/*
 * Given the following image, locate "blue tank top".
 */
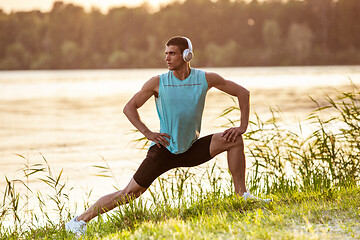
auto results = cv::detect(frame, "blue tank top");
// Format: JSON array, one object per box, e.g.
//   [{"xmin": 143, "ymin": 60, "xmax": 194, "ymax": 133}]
[{"xmin": 153, "ymin": 68, "xmax": 208, "ymax": 154}]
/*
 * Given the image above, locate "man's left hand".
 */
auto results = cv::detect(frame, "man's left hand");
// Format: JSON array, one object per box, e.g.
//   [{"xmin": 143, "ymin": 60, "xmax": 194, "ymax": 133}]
[{"xmin": 221, "ymin": 126, "xmax": 246, "ymax": 142}]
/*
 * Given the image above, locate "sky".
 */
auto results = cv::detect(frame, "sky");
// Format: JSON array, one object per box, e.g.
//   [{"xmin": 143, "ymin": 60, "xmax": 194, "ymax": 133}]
[{"xmin": 0, "ymin": 0, "xmax": 177, "ymax": 13}]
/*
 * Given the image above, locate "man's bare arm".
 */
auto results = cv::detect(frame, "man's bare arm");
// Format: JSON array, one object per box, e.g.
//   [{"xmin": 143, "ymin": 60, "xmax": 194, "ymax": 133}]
[
  {"xmin": 206, "ymin": 72, "xmax": 250, "ymax": 142},
  {"xmin": 123, "ymin": 76, "xmax": 170, "ymax": 148}
]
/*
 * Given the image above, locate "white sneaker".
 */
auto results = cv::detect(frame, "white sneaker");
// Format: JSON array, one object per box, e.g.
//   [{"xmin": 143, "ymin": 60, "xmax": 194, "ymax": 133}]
[
  {"xmin": 242, "ymin": 191, "xmax": 272, "ymax": 203},
  {"xmin": 65, "ymin": 216, "xmax": 87, "ymax": 235}
]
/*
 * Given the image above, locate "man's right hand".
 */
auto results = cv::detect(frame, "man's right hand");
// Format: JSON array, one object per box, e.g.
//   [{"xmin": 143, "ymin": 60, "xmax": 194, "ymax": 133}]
[{"xmin": 144, "ymin": 131, "xmax": 171, "ymax": 148}]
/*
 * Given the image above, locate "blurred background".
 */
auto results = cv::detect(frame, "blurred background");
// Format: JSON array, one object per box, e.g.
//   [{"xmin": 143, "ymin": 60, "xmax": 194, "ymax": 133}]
[
  {"xmin": 0, "ymin": 0, "xmax": 359, "ymax": 221},
  {"xmin": 0, "ymin": 0, "xmax": 359, "ymax": 70}
]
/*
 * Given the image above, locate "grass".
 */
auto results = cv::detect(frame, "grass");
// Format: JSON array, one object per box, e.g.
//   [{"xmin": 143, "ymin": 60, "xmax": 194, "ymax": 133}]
[
  {"xmin": 2, "ymin": 184, "xmax": 359, "ymax": 239},
  {"xmin": 1, "ymin": 82, "xmax": 359, "ymax": 239},
  {"xmin": 105, "ymin": 187, "xmax": 360, "ymax": 240}
]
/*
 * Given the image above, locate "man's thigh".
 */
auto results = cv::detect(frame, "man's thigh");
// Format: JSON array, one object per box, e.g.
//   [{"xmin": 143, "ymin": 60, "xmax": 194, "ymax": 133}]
[
  {"xmin": 176, "ymin": 134, "xmax": 214, "ymax": 167},
  {"xmin": 133, "ymin": 145, "xmax": 176, "ymax": 188}
]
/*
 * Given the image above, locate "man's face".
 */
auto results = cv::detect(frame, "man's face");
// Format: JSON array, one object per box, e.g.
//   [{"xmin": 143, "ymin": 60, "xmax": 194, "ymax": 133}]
[{"xmin": 165, "ymin": 45, "xmax": 185, "ymax": 70}]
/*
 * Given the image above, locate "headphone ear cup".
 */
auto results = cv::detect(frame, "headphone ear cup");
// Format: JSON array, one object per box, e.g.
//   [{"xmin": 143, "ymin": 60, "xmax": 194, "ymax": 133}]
[{"xmin": 183, "ymin": 49, "xmax": 193, "ymax": 62}]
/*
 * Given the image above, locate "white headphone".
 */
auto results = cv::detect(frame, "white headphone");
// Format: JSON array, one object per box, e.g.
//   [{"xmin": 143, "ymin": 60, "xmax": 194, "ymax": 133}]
[{"xmin": 181, "ymin": 36, "xmax": 193, "ymax": 62}]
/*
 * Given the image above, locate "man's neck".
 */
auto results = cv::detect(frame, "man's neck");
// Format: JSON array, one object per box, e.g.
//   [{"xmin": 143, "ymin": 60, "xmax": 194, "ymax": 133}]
[{"xmin": 172, "ymin": 64, "xmax": 191, "ymax": 80}]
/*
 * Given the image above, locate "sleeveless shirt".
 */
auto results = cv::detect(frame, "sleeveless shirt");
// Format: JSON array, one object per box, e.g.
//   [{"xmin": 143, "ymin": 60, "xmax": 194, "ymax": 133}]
[{"xmin": 153, "ymin": 68, "xmax": 208, "ymax": 154}]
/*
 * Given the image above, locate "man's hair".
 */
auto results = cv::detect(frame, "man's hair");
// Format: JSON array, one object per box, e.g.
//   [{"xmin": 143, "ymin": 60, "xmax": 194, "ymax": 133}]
[{"xmin": 165, "ymin": 36, "xmax": 189, "ymax": 53}]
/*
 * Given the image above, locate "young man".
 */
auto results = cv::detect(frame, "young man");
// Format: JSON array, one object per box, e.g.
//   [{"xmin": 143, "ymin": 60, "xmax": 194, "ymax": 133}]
[{"xmin": 65, "ymin": 36, "xmax": 270, "ymax": 235}]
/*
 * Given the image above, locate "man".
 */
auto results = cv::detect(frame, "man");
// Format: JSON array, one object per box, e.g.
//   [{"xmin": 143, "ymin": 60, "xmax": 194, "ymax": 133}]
[{"xmin": 65, "ymin": 36, "xmax": 270, "ymax": 235}]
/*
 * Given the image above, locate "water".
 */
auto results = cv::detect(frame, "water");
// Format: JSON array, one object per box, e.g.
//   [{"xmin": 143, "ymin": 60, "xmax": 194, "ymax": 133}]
[{"xmin": 0, "ymin": 66, "xmax": 359, "ymax": 216}]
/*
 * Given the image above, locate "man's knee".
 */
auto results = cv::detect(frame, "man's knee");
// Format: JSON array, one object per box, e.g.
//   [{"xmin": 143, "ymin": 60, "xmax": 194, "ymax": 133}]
[
  {"xmin": 115, "ymin": 189, "xmax": 141, "ymax": 204},
  {"xmin": 120, "ymin": 178, "xmax": 147, "ymax": 199},
  {"xmin": 210, "ymin": 133, "xmax": 244, "ymax": 156},
  {"xmin": 124, "ymin": 190, "xmax": 139, "ymax": 199},
  {"xmin": 234, "ymin": 135, "xmax": 244, "ymax": 149}
]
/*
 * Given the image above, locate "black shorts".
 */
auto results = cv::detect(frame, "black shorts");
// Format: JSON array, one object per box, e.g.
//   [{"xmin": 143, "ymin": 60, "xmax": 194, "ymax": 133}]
[{"xmin": 133, "ymin": 134, "xmax": 214, "ymax": 188}]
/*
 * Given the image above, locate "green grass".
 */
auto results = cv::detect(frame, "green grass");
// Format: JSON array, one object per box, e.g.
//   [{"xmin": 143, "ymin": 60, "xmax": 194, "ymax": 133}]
[
  {"xmin": 2, "ymin": 185, "xmax": 359, "ymax": 239},
  {"xmin": 1, "ymin": 83, "xmax": 359, "ymax": 239},
  {"xmin": 90, "ymin": 187, "xmax": 360, "ymax": 240}
]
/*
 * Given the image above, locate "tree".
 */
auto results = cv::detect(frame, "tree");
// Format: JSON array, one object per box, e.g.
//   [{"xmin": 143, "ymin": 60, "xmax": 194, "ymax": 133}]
[
  {"xmin": 204, "ymin": 40, "xmax": 238, "ymax": 67},
  {"xmin": 286, "ymin": 23, "xmax": 314, "ymax": 64},
  {"xmin": 0, "ymin": 0, "xmax": 360, "ymax": 69},
  {"xmin": 0, "ymin": 42, "xmax": 30, "ymax": 69},
  {"xmin": 336, "ymin": 0, "xmax": 360, "ymax": 49},
  {"xmin": 262, "ymin": 19, "xmax": 283, "ymax": 64}
]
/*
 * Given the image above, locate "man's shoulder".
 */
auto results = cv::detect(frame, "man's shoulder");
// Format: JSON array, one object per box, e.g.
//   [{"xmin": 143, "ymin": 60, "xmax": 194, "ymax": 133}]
[
  {"xmin": 204, "ymin": 71, "xmax": 225, "ymax": 87},
  {"xmin": 143, "ymin": 75, "xmax": 160, "ymax": 90},
  {"xmin": 147, "ymin": 75, "xmax": 160, "ymax": 83},
  {"xmin": 204, "ymin": 71, "xmax": 220, "ymax": 78}
]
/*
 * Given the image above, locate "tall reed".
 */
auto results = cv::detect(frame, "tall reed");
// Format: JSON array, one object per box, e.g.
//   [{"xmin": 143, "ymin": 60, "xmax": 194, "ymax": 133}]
[
  {"xmin": 220, "ymin": 83, "xmax": 360, "ymax": 193},
  {"xmin": 0, "ymin": 154, "xmax": 73, "ymax": 238}
]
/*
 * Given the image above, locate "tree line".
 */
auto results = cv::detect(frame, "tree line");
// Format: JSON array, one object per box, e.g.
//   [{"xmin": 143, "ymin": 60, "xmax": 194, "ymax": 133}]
[{"xmin": 0, "ymin": 0, "xmax": 359, "ymax": 70}]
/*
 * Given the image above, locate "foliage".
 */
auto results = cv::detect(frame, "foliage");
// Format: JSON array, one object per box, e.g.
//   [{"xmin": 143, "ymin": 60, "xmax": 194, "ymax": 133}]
[{"xmin": 1, "ymin": 0, "xmax": 360, "ymax": 70}]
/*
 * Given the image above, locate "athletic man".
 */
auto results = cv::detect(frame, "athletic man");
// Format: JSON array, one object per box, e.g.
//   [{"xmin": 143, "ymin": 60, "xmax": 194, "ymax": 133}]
[{"xmin": 66, "ymin": 36, "xmax": 270, "ymax": 235}]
